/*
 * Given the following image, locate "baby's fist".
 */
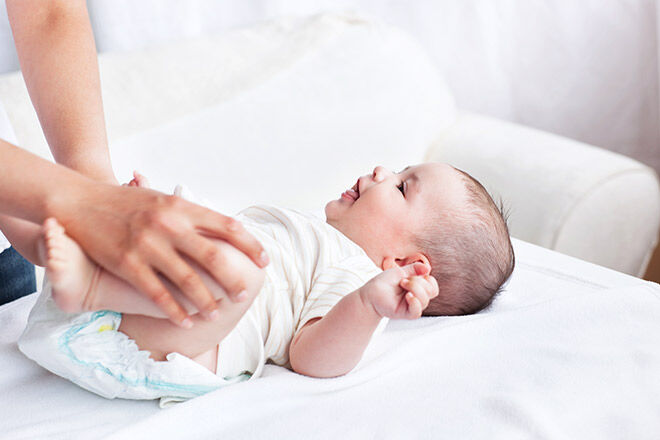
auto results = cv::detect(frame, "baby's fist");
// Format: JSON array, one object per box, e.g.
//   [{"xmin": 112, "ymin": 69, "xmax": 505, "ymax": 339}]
[{"xmin": 360, "ymin": 262, "xmax": 438, "ymax": 320}]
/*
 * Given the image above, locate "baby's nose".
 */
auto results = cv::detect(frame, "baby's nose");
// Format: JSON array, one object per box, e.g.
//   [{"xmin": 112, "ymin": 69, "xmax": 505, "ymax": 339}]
[{"xmin": 372, "ymin": 166, "xmax": 389, "ymax": 182}]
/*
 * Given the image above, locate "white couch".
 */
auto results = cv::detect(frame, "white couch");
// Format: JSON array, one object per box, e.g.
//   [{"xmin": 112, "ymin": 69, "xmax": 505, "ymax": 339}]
[
  {"xmin": 0, "ymin": 13, "xmax": 657, "ymax": 277},
  {"xmin": 1, "ymin": 14, "xmax": 660, "ymax": 439}
]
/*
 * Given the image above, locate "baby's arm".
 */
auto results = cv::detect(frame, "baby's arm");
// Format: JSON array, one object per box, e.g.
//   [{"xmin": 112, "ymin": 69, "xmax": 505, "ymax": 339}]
[{"xmin": 288, "ymin": 263, "xmax": 437, "ymax": 378}]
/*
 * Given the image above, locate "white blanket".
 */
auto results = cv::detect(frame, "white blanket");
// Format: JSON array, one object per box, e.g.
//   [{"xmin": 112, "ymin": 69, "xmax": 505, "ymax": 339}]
[{"xmin": 1, "ymin": 239, "xmax": 659, "ymax": 439}]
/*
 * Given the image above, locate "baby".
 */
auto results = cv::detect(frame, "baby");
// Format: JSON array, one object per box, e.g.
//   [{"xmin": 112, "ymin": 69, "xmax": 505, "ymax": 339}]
[{"xmin": 18, "ymin": 162, "xmax": 514, "ymax": 405}]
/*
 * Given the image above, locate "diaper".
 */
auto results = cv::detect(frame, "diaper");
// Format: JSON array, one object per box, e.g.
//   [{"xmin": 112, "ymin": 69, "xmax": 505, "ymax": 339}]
[
  {"xmin": 18, "ymin": 184, "xmax": 260, "ymax": 407},
  {"xmin": 18, "ymin": 277, "xmax": 250, "ymax": 407}
]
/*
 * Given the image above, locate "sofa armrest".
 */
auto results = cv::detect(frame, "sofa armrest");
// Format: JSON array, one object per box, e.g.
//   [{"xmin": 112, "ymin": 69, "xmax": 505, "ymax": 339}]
[{"xmin": 426, "ymin": 111, "xmax": 660, "ymax": 277}]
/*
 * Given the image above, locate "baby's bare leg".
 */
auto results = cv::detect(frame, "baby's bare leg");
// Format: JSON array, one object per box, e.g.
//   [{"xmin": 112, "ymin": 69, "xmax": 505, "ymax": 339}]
[
  {"xmin": 40, "ymin": 218, "xmax": 265, "ymax": 365},
  {"xmin": 40, "ymin": 218, "xmax": 264, "ymax": 317},
  {"xmin": 118, "ymin": 295, "xmax": 254, "ymax": 364}
]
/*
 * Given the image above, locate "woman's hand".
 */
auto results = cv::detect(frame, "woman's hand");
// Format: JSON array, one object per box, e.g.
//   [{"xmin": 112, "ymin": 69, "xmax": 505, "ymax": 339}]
[{"xmin": 51, "ymin": 180, "xmax": 268, "ymax": 328}]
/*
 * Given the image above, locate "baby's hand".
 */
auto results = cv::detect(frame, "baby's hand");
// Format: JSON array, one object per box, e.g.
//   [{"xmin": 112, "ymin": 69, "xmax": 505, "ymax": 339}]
[
  {"xmin": 122, "ymin": 171, "xmax": 150, "ymax": 189},
  {"xmin": 360, "ymin": 262, "xmax": 439, "ymax": 319}
]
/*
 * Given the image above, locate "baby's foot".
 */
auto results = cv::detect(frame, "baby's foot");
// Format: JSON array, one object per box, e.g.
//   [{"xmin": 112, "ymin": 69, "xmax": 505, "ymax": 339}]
[{"xmin": 39, "ymin": 218, "xmax": 101, "ymax": 313}]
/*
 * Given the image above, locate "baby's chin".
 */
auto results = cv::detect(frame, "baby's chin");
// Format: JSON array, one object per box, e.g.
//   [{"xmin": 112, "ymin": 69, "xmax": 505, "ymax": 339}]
[
  {"xmin": 324, "ymin": 199, "xmax": 346, "ymax": 228},
  {"xmin": 324, "ymin": 200, "xmax": 337, "ymax": 222}
]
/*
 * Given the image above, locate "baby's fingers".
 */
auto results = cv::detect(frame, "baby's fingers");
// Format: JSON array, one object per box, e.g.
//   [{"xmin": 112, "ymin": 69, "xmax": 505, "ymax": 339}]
[
  {"xmin": 425, "ymin": 275, "xmax": 439, "ymax": 299},
  {"xmin": 401, "ymin": 277, "xmax": 432, "ymax": 310},
  {"xmin": 405, "ymin": 292, "xmax": 423, "ymax": 319}
]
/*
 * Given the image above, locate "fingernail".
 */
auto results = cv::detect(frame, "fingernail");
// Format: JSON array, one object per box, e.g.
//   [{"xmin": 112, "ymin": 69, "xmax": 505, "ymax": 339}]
[
  {"xmin": 181, "ymin": 318, "xmax": 193, "ymax": 329},
  {"xmin": 259, "ymin": 251, "xmax": 269, "ymax": 266},
  {"xmin": 209, "ymin": 310, "xmax": 221, "ymax": 321},
  {"xmin": 401, "ymin": 279, "xmax": 410, "ymax": 285},
  {"xmin": 236, "ymin": 290, "xmax": 247, "ymax": 302}
]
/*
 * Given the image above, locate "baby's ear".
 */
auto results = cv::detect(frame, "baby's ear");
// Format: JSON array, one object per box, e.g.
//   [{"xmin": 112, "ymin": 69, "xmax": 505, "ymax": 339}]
[
  {"xmin": 381, "ymin": 256, "xmax": 397, "ymax": 270},
  {"xmin": 403, "ymin": 253, "xmax": 431, "ymax": 272},
  {"xmin": 381, "ymin": 254, "xmax": 432, "ymax": 272}
]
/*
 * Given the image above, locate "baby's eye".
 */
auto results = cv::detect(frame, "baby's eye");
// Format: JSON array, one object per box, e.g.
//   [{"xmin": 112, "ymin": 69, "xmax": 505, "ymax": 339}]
[{"xmin": 397, "ymin": 181, "xmax": 405, "ymax": 195}]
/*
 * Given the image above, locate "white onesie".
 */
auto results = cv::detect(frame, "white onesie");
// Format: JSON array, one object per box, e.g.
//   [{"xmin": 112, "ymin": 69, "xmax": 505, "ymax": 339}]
[
  {"xmin": 19, "ymin": 195, "xmax": 384, "ymax": 406},
  {"xmin": 216, "ymin": 205, "xmax": 385, "ymax": 380}
]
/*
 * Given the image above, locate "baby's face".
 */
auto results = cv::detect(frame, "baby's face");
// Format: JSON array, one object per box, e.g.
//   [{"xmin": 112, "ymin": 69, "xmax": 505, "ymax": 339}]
[{"xmin": 325, "ymin": 163, "xmax": 466, "ymax": 268}]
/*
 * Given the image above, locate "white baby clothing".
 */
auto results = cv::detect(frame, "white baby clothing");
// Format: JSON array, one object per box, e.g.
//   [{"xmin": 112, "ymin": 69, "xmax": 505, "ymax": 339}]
[
  {"xmin": 216, "ymin": 205, "xmax": 385, "ymax": 380},
  {"xmin": 19, "ymin": 190, "xmax": 385, "ymax": 406}
]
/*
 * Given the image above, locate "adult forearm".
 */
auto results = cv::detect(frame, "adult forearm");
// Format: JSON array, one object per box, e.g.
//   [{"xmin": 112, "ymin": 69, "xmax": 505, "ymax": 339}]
[
  {"xmin": 7, "ymin": 0, "xmax": 113, "ymax": 181},
  {"xmin": 0, "ymin": 138, "xmax": 92, "ymax": 223},
  {"xmin": 289, "ymin": 290, "xmax": 383, "ymax": 378}
]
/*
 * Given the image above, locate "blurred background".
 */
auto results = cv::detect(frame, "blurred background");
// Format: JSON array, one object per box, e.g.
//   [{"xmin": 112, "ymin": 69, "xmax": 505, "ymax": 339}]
[{"xmin": 1, "ymin": 0, "xmax": 659, "ymax": 280}]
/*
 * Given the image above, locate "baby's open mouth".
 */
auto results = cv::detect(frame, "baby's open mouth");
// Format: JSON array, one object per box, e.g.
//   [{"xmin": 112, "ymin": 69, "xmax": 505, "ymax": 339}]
[{"xmin": 341, "ymin": 180, "xmax": 360, "ymax": 201}]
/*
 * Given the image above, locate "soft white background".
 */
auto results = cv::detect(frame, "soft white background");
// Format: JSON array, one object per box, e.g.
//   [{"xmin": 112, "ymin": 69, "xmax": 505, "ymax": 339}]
[{"xmin": 0, "ymin": 0, "xmax": 658, "ymax": 174}]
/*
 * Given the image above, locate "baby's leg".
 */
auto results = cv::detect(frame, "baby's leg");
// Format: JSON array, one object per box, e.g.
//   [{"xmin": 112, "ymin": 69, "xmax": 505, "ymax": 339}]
[
  {"xmin": 40, "ymin": 218, "xmax": 264, "ymax": 317},
  {"xmin": 40, "ymin": 218, "xmax": 265, "ymax": 365},
  {"xmin": 119, "ymin": 306, "xmax": 249, "ymax": 366}
]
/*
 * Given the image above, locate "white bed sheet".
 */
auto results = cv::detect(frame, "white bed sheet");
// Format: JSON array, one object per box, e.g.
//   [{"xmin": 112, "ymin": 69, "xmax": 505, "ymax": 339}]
[{"xmin": 1, "ymin": 238, "xmax": 659, "ymax": 439}]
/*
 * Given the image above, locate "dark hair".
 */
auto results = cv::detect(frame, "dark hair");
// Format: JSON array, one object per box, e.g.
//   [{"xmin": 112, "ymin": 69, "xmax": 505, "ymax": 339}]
[{"xmin": 416, "ymin": 168, "xmax": 515, "ymax": 316}]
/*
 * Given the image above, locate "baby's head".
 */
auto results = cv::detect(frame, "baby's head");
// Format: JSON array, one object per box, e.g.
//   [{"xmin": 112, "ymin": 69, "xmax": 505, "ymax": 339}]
[{"xmin": 325, "ymin": 163, "xmax": 515, "ymax": 316}]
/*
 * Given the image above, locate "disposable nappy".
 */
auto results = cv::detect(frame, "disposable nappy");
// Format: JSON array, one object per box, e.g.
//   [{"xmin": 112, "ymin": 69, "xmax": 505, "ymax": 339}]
[
  {"xmin": 18, "ymin": 277, "xmax": 251, "ymax": 407},
  {"xmin": 18, "ymin": 185, "xmax": 252, "ymax": 407}
]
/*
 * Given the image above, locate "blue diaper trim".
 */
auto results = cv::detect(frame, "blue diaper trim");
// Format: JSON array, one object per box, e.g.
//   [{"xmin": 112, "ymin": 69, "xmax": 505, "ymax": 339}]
[{"xmin": 57, "ymin": 310, "xmax": 221, "ymax": 396}]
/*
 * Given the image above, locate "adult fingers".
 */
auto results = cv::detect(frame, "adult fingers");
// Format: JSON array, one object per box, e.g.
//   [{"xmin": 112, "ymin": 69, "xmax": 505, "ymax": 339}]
[
  {"xmin": 148, "ymin": 246, "xmax": 221, "ymax": 320},
  {"xmin": 119, "ymin": 258, "xmax": 192, "ymax": 328},
  {"xmin": 175, "ymin": 233, "xmax": 249, "ymax": 302},
  {"xmin": 191, "ymin": 205, "xmax": 268, "ymax": 268}
]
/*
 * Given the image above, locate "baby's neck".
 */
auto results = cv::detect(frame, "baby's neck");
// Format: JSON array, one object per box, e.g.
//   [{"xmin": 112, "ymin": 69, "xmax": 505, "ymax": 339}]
[{"xmin": 325, "ymin": 219, "xmax": 382, "ymax": 269}]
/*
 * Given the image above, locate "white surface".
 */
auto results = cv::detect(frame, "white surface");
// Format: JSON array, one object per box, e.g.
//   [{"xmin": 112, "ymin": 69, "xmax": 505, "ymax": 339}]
[{"xmin": 2, "ymin": 239, "xmax": 659, "ymax": 439}]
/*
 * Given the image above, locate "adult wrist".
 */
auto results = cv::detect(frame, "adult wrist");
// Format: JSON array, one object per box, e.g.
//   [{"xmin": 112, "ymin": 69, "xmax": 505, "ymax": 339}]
[{"xmin": 43, "ymin": 167, "xmax": 99, "ymax": 226}]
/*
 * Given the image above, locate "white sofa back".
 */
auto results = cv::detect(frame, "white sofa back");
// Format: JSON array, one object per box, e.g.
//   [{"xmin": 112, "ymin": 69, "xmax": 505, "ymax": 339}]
[{"xmin": 0, "ymin": 13, "xmax": 455, "ymax": 214}]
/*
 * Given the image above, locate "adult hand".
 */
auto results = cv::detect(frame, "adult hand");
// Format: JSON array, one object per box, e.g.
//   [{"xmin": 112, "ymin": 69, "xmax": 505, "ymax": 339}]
[{"xmin": 52, "ymin": 180, "xmax": 268, "ymax": 328}]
